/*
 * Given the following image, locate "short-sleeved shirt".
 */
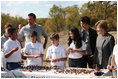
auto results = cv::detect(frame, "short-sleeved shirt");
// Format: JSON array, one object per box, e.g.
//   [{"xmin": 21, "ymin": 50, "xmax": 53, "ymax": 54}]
[
  {"xmin": 18, "ymin": 24, "xmax": 47, "ymax": 45},
  {"xmin": 24, "ymin": 41, "xmax": 44, "ymax": 66},
  {"xmin": 113, "ymin": 45, "xmax": 118, "ymax": 67},
  {"xmin": 46, "ymin": 44, "xmax": 67, "ymax": 67},
  {"xmin": 1, "ymin": 34, "xmax": 9, "ymax": 50},
  {"xmin": 3, "ymin": 38, "xmax": 22, "ymax": 62},
  {"xmin": 68, "ymin": 41, "xmax": 86, "ymax": 59}
]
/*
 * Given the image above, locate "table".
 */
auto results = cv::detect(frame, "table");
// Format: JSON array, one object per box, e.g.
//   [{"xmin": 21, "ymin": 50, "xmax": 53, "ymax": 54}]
[
  {"xmin": 1, "ymin": 71, "xmax": 15, "ymax": 78},
  {"xmin": 1, "ymin": 68, "xmax": 111, "ymax": 78}
]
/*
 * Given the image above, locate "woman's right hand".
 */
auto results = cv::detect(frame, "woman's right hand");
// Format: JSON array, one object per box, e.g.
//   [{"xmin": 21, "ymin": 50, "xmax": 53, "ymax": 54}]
[{"xmin": 67, "ymin": 48, "xmax": 72, "ymax": 54}]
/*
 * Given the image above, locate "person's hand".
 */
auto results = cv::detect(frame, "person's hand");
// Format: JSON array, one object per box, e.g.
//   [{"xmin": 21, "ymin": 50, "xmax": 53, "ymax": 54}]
[
  {"xmin": 90, "ymin": 54, "xmax": 94, "ymax": 58},
  {"xmin": 93, "ymin": 64, "xmax": 97, "ymax": 69},
  {"xmin": 34, "ymin": 55, "xmax": 39, "ymax": 58},
  {"xmin": 51, "ymin": 59, "xmax": 58, "ymax": 62},
  {"xmin": 67, "ymin": 48, "xmax": 73, "ymax": 54},
  {"xmin": 109, "ymin": 65, "xmax": 117, "ymax": 71},
  {"xmin": 107, "ymin": 65, "xmax": 111, "ymax": 71},
  {"xmin": 12, "ymin": 47, "xmax": 18, "ymax": 52},
  {"xmin": 71, "ymin": 49, "xmax": 76, "ymax": 53},
  {"xmin": 96, "ymin": 67, "xmax": 100, "ymax": 71}
]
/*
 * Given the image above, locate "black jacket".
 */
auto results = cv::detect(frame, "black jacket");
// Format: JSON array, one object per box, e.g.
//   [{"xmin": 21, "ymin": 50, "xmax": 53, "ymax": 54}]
[{"xmin": 80, "ymin": 27, "xmax": 98, "ymax": 55}]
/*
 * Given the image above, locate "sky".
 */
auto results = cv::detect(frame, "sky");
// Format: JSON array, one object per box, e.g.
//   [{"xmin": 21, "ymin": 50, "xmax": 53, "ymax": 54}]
[{"xmin": 1, "ymin": 1, "xmax": 88, "ymax": 19}]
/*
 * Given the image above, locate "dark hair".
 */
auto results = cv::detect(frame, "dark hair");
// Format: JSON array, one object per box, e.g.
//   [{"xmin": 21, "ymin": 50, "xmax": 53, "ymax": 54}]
[
  {"xmin": 28, "ymin": 13, "xmax": 36, "ymax": 19},
  {"xmin": 95, "ymin": 20, "xmax": 108, "ymax": 32},
  {"xmin": 8, "ymin": 28, "xmax": 16, "ymax": 35},
  {"xmin": 30, "ymin": 31, "xmax": 37, "ymax": 37},
  {"xmin": 80, "ymin": 16, "xmax": 90, "ymax": 25},
  {"xmin": 68, "ymin": 27, "xmax": 82, "ymax": 49},
  {"xmin": 50, "ymin": 33, "xmax": 59, "ymax": 40}
]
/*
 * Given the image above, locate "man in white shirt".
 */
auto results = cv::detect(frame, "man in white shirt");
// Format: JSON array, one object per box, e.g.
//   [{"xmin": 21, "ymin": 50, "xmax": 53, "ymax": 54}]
[
  {"xmin": 46, "ymin": 33, "xmax": 67, "ymax": 67},
  {"xmin": 3, "ymin": 28, "xmax": 22, "ymax": 70}
]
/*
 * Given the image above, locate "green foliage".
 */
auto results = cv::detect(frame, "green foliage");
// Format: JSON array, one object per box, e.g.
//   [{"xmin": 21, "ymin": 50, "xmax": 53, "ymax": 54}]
[
  {"xmin": 1, "ymin": 1, "xmax": 117, "ymax": 34},
  {"xmin": 80, "ymin": 1, "xmax": 117, "ymax": 31},
  {"xmin": 1, "ymin": 13, "xmax": 27, "ymax": 35},
  {"xmin": 65, "ymin": 5, "xmax": 80, "ymax": 30},
  {"xmin": 46, "ymin": 5, "xmax": 66, "ymax": 32}
]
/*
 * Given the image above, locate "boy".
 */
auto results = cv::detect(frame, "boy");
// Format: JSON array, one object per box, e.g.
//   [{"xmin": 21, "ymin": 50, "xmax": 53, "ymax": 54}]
[
  {"xmin": 46, "ymin": 33, "xmax": 67, "ymax": 67},
  {"xmin": 24, "ymin": 31, "xmax": 44, "ymax": 66},
  {"xmin": 3, "ymin": 28, "xmax": 22, "ymax": 70}
]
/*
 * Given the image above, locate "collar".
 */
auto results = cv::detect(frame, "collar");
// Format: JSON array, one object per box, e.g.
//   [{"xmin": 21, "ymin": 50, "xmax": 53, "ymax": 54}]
[
  {"xmin": 102, "ymin": 32, "xmax": 108, "ymax": 36},
  {"xmin": 52, "ymin": 44, "xmax": 60, "ymax": 48},
  {"xmin": 81, "ymin": 28, "xmax": 89, "ymax": 35},
  {"xmin": 8, "ymin": 38, "xmax": 17, "ymax": 42},
  {"xmin": 28, "ymin": 23, "xmax": 37, "ymax": 28}
]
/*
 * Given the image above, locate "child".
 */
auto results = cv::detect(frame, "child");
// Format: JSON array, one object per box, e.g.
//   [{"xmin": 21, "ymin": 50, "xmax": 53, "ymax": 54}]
[
  {"xmin": 46, "ymin": 33, "xmax": 67, "ymax": 67},
  {"xmin": 3, "ymin": 28, "xmax": 22, "ymax": 70},
  {"xmin": 24, "ymin": 31, "xmax": 44, "ymax": 66},
  {"xmin": 67, "ymin": 27, "xmax": 86, "ymax": 68}
]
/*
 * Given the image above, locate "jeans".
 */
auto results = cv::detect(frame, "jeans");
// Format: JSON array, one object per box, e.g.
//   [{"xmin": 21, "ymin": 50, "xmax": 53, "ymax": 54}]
[
  {"xmin": 69, "ymin": 57, "xmax": 83, "ymax": 68},
  {"xmin": 113, "ymin": 71, "xmax": 117, "ymax": 76},
  {"xmin": 6, "ymin": 62, "xmax": 21, "ymax": 70}
]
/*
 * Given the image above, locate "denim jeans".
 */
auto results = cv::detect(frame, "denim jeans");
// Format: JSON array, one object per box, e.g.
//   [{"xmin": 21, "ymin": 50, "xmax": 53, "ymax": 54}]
[
  {"xmin": 113, "ymin": 71, "xmax": 117, "ymax": 76},
  {"xmin": 69, "ymin": 57, "xmax": 83, "ymax": 68},
  {"xmin": 6, "ymin": 62, "xmax": 21, "ymax": 70}
]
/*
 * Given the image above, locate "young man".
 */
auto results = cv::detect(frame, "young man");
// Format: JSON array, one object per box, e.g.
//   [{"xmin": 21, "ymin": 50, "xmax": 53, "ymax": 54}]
[
  {"xmin": 80, "ymin": 16, "xmax": 97, "ymax": 68},
  {"xmin": 3, "ymin": 28, "xmax": 22, "ymax": 70},
  {"xmin": 18, "ymin": 13, "xmax": 48, "ymax": 49},
  {"xmin": 46, "ymin": 33, "xmax": 67, "ymax": 67}
]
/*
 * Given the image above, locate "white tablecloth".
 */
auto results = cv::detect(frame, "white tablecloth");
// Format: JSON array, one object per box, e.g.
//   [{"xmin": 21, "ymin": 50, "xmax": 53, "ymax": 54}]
[
  {"xmin": 1, "ymin": 68, "xmax": 110, "ymax": 78},
  {"xmin": 1, "ymin": 71, "xmax": 15, "ymax": 78}
]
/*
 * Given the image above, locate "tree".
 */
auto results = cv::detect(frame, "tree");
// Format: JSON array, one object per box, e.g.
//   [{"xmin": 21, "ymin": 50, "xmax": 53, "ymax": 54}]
[
  {"xmin": 80, "ymin": 1, "xmax": 117, "ymax": 31},
  {"xmin": 1, "ymin": 13, "xmax": 27, "ymax": 35},
  {"xmin": 65, "ymin": 5, "xmax": 80, "ymax": 30},
  {"xmin": 46, "ymin": 5, "xmax": 66, "ymax": 32}
]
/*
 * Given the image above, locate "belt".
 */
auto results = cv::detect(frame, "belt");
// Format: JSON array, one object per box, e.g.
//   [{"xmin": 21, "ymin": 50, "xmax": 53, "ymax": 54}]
[{"xmin": 7, "ymin": 62, "xmax": 21, "ymax": 64}]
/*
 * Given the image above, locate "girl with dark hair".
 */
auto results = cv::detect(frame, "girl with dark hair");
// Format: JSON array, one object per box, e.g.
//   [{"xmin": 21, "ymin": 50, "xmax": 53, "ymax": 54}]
[{"xmin": 67, "ymin": 27, "xmax": 86, "ymax": 68}]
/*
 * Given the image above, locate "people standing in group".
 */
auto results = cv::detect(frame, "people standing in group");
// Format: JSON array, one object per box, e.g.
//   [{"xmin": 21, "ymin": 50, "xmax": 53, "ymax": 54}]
[
  {"xmin": 80, "ymin": 16, "xmax": 98, "ymax": 68},
  {"xmin": 18, "ymin": 13, "xmax": 48, "ymax": 49},
  {"xmin": 67, "ymin": 27, "xmax": 86, "ymax": 68},
  {"xmin": 93, "ymin": 20, "xmax": 115, "ymax": 69},
  {"xmin": 46, "ymin": 33, "xmax": 67, "ymax": 67},
  {"xmin": 3, "ymin": 28, "xmax": 22, "ymax": 70},
  {"xmin": 24, "ymin": 31, "xmax": 44, "ymax": 66},
  {"xmin": 1, "ymin": 23, "xmax": 12, "ymax": 69},
  {"xmin": 1, "ymin": 23, "xmax": 12, "ymax": 50}
]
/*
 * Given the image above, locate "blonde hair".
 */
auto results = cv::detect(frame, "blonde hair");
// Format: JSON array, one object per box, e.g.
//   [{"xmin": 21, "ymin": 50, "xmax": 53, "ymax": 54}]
[{"xmin": 95, "ymin": 20, "xmax": 108, "ymax": 31}]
